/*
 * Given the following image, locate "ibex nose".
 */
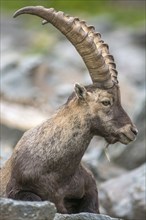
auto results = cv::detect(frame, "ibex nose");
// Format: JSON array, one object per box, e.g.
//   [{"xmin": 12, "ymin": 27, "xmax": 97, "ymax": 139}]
[{"xmin": 131, "ymin": 126, "xmax": 138, "ymax": 136}]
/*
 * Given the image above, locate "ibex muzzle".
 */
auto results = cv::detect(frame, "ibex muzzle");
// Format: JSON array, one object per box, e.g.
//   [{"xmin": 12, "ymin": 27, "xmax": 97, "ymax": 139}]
[{"xmin": 0, "ymin": 6, "xmax": 138, "ymax": 214}]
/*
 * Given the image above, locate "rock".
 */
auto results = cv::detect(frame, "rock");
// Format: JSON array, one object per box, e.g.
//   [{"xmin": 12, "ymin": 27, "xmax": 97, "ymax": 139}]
[
  {"xmin": 93, "ymin": 162, "xmax": 127, "ymax": 182},
  {"xmin": 0, "ymin": 198, "xmax": 121, "ymax": 220},
  {"xmin": 1, "ymin": 54, "xmax": 43, "ymax": 102},
  {"xmin": 52, "ymin": 40, "xmax": 83, "ymax": 70},
  {"xmin": 0, "ymin": 100, "xmax": 49, "ymax": 131},
  {"xmin": 1, "ymin": 52, "xmax": 20, "ymax": 72},
  {"xmin": 103, "ymin": 28, "xmax": 145, "ymax": 87},
  {"xmin": 55, "ymin": 84, "xmax": 74, "ymax": 100},
  {"xmin": 0, "ymin": 198, "xmax": 56, "ymax": 220},
  {"xmin": 99, "ymin": 164, "xmax": 146, "ymax": 220},
  {"xmin": 54, "ymin": 213, "xmax": 122, "ymax": 220}
]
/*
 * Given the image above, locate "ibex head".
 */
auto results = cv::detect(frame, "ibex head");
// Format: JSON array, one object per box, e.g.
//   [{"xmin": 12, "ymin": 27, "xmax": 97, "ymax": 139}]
[{"xmin": 13, "ymin": 6, "xmax": 138, "ymax": 145}]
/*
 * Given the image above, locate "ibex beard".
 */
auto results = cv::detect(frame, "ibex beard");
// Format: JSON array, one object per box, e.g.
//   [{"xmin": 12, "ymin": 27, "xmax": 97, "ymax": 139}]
[{"xmin": 0, "ymin": 6, "xmax": 138, "ymax": 214}]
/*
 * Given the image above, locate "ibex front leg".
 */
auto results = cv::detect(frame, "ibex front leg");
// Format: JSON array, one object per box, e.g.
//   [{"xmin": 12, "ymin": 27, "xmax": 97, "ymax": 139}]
[
  {"xmin": 78, "ymin": 168, "xmax": 100, "ymax": 214},
  {"xmin": 64, "ymin": 165, "xmax": 100, "ymax": 214},
  {"xmin": 79, "ymin": 185, "xmax": 100, "ymax": 213}
]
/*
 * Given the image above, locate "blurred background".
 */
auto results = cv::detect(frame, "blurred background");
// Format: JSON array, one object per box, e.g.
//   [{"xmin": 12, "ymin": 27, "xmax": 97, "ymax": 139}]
[{"xmin": 1, "ymin": 0, "xmax": 146, "ymax": 219}]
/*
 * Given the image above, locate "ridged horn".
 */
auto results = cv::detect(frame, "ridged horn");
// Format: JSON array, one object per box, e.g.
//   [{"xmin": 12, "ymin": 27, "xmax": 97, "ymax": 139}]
[{"xmin": 13, "ymin": 6, "xmax": 118, "ymax": 88}]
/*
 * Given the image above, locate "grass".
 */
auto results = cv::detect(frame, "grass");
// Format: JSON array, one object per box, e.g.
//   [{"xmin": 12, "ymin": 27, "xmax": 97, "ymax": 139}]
[{"xmin": 1, "ymin": 0, "xmax": 145, "ymax": 26}]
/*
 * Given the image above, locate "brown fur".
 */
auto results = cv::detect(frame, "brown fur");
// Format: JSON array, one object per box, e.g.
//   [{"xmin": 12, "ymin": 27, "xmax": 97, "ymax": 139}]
[{"xmin": 0, "ymin": 85, "xmax": 137, "ymax": 214}]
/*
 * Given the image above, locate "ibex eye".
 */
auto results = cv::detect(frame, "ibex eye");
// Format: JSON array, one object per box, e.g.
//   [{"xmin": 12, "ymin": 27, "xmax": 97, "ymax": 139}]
[{"xmin": 101, "ymin": 100, "xmax": 111, "ymax": 106}]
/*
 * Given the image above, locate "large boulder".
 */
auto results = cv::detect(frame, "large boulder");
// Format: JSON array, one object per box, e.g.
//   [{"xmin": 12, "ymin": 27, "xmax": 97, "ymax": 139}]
[
  {"xmin": 0, "ymin": 198, "xmax": 56, "ymax": 220},
  {"xmin": 54, "ymin": 213, "xmax": 121, "ymax": 220},
  {"xmin": 99, "ymin": 164, "xmax": 146, "ymax": 220}
]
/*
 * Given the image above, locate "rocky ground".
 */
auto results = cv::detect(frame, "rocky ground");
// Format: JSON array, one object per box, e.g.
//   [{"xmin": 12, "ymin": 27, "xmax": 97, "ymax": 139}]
[
  {"xmin": 0, "ymin": 198, "xmax": 122, "ymax": 220},
  {"xmin": 0, "ymin": 11, "xmax": 145, "ymax": 220}
]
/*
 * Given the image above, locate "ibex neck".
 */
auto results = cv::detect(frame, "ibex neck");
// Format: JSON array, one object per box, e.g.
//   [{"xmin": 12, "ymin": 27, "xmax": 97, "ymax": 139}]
[{"xmin": 46, "ymin": 103, "xmax": 93, "ymax": 176}]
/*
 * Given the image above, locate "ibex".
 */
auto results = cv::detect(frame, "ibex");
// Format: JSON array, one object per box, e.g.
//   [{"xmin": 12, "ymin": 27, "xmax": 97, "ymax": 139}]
[{"xmin": 0, "ymin": 6, "xmax": 138, "ymax": 214}]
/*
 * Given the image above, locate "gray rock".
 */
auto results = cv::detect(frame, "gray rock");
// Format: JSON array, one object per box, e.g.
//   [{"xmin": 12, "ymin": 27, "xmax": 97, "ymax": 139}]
[
  {"xmin": 1, "ymin": 55, "xmax": 43, "ymax": 101},
  {"xmin": 1, "ymin": 52, "xmax": 20, "ymax": 72},
  {"xmin": 52, "ymin": 40, "xmax": 83, "ymax": 69},
  {"xmin": 0, "ymin": 198, "xmax": 122, "ymax": 220},
  {"xmin": 99, "ymin": 164, "xmax": 146, "ymax": 220},
  {"xmin": 0, "ymin": 198, "xmax": 56, "ymax": 220},
  {"xmin": 54, "ymin": 213, "xmax": 121, "ymax": 220}
]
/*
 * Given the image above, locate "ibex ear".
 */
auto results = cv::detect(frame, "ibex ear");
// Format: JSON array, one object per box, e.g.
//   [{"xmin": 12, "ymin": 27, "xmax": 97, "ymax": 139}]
[{"xmin": 74, "ymin": 83, "xmax": 87, "ymax": 100}]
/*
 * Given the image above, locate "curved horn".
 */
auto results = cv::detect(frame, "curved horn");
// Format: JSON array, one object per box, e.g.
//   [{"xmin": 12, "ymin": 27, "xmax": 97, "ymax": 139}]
[{"xmin": 13, "ymin": 6, "xmax": 118, "ymax": 88}]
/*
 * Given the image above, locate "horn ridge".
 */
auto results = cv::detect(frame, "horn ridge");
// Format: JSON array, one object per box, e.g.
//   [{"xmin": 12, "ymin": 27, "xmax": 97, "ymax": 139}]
[{"xmin": 13, "ymin": 6, "xmax": 118, "ymax": 87}]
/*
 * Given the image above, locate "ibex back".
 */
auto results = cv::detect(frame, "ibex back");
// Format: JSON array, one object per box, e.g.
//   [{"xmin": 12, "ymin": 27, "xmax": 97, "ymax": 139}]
[{"xmin": 0, "ymin": 6, "xmax": 138, "ymax": 214}]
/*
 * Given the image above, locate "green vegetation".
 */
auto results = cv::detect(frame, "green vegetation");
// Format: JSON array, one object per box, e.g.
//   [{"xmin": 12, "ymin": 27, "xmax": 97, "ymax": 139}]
[{"xmin": 1, "ymin": 0, "xmax": 145, "ymax": 26}]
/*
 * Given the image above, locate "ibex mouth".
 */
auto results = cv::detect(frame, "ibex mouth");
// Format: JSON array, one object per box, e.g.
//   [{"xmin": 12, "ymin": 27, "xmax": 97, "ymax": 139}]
[
  {"xmin": 105, "ymin": 129, "xmax": 137, "ymax": 145},
  {"xmin": 118, "ymin": 132, "xmax": 136, "ymax": 145},
  {"xmin": 119, "ymin": 134, "xmax": 136, "ymax": 145},
  {"xmin": 115, "ymin": 125, "xmax": 138, "ymax": 145}
]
